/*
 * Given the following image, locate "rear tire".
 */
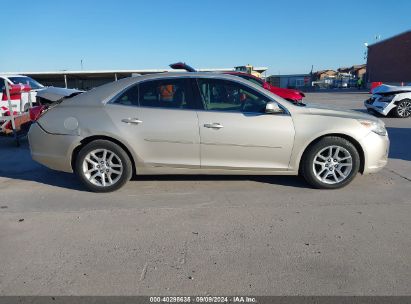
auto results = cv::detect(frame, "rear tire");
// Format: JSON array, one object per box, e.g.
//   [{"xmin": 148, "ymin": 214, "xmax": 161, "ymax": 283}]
[
  {"xmin": 393, "ymin": 99, "xmax": 411, "ymax": 118},
  {"xmin": 300, "ymin": 137, "xmax": 360, "ymax": 189},
  {"xmin": 75, "ymin": 140, "xmax": 132, "ymax": 192}
]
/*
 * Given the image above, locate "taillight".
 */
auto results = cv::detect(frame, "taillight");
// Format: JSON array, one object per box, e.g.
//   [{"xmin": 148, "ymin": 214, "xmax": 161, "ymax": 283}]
[{"xmin": 29, "ymin": 105, "xmax": 47, "ymax": 121}]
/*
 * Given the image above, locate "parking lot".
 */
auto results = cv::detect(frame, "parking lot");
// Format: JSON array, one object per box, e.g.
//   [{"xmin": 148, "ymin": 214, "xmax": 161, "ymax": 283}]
[{"xmin": 0, "ymin": 91, "xmax": 410, "ymax": 295}]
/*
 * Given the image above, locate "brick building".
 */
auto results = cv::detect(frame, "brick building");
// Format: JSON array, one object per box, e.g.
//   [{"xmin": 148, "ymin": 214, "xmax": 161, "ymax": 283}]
[
  {"xmin": 338, "ymin": 64, "xmax": 367, "ymax": 79},
  {"xmin": 312, "ymin": 69, "xmax": 337, "ymax": 80},
  {"xmin": 366, "ymin": 30, "xmax": 411, "ymax": 84}
]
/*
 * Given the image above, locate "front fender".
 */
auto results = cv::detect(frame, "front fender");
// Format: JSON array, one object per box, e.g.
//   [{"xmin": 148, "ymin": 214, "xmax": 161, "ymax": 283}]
[{"xmin": 288, "ymin": 115, "xmax": 369, "ymax": 171}]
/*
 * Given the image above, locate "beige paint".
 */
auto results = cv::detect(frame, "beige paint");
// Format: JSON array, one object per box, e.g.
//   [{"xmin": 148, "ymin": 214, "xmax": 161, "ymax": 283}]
[{"xmin": 28, "ymin": 73, "xmax": 389, "ymax": 178}]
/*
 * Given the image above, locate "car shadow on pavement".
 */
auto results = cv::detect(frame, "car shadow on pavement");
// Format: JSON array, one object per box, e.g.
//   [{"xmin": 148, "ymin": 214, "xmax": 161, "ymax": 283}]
[
  {"xmin": 0, "ymin": 137, "xmax": 310, "ymax": 191},
  {"xmin": 387, "ymin": 127, "xmax": 411, "ymax": 161},
  {"xmin": 13, "ymin": 128, "xmax": 411, "ymax": 190},
  {"xmin": 0, "ymin": 167, "xmax": 85, "ymax": 191},
  {"xmin": 132, "ymin": 174, "xmax": 311, "ymax": 188},
  {"xmin": 0, "ymin": 136, "xmax": 85, "ymax": 191},
  {"xmin": 2, "ymin": 126, "xmax": 409, "ymax": 191}
]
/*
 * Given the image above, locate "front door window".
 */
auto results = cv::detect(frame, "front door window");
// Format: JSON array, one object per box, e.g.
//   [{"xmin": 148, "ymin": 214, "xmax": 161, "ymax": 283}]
[{"xmin": 196, "ymin": 78, "xmax": 270, "ymax": 113}]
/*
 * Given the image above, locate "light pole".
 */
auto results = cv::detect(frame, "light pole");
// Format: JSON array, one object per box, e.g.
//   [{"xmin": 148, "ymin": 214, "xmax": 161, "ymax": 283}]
[
  {"xmin": 364, "ymin": 42, "xmax": 369, "ymax": 85},
  {"xmin": 363, "ymin": 42, "xmax": 368, "ymax": 61}
]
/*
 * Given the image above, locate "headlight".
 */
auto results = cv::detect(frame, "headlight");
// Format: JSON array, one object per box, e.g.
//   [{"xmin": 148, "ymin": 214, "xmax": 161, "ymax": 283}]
[{"xmin": 358, "ymin": 119, "xmax": 387, "ymax": 136}]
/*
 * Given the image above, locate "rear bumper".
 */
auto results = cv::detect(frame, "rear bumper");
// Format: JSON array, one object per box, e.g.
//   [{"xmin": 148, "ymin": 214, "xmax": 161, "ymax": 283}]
[
  {"xmin": 360, "ymin": 131, "xmax": 389, "ymax": 174},
  {"xmin": 28, "ymin": 122, "xmax": 80, "ymax": 173}
]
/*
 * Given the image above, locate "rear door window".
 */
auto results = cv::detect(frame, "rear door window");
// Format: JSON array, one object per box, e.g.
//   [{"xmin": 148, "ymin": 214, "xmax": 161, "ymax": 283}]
[
  {"xmin": 139, "ymin": 78, "xmax": 197, "ymax": 109},
  {"xmin": 113, "ymin": 84, "xmax": 139, "ymax": 106}
]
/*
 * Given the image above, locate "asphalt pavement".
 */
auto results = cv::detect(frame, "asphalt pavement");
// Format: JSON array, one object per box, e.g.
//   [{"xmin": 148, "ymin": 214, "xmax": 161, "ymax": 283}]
[{"xmin": 0, "ymin": 91, "xmax": 410, "ymax": 295}]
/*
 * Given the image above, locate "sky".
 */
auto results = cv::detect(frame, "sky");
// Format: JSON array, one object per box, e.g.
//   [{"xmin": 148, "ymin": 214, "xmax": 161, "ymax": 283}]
[{"xmin": 1, "ymin": 0, "xmax": 410, "ymax": 75}]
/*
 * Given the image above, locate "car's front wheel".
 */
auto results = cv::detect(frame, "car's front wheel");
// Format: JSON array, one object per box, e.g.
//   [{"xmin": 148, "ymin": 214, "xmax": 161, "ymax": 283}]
[
  {"xmin": 300, "ymin": 137, "xmax": 360, "ymax": 189},
  {"xmin": 393, "ymin": 99, "xmax": 411, "ymax": 118},
  {"xmin": 75, "ymin": 140, "xmax": 132, "ymax": 192}
]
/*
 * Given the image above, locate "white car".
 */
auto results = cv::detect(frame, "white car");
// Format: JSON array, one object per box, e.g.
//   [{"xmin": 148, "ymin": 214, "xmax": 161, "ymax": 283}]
[
  {"xmin": 365, "ymin": 84, "xmax": 411, "ymax": 118},
  {"xmin": 0, "ymin": 74, "xmax": 44, "ymax": 115}
]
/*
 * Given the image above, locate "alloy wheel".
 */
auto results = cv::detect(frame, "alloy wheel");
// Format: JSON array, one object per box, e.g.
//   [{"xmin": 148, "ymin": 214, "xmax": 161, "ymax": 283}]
[
  {"xmin": 312, "ymin": 145, "xmax": 353, "ymax": 184},
  {"xmin": 82, "ymin": 149, "xmax": 123, "ymax": 187},
  {"xmin": 397, "ymin": 100, "xmax": 411, "ymax": 117}
]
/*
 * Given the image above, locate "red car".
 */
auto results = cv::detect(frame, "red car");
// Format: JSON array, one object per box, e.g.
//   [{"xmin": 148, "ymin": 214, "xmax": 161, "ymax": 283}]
[{"xmin": 169, "ymin": 62, "xmax": 305, "ymax": 104}]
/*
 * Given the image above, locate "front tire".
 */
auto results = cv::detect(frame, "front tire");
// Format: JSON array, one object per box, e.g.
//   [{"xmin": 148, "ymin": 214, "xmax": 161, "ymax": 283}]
[
  {"xmin": 393, "ymin": 99, "xmax": 411, "ymax": 118},
  {"xmin": 75, "ymin": 140, "xmax": 132, "ymax": 192},
  {"xmin": 300, "ymin": 137, "xmax": 360, "ymax": 189}
]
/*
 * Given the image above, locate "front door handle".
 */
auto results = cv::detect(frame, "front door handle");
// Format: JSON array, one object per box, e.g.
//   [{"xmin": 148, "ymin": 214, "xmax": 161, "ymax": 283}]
[
  {"xmin": 204, "ymin": 123, "xmax": 224, "ymax": 129},
  {"xmin": 121, "ymin": 118, "xmax": 142, "ymax": 125}
]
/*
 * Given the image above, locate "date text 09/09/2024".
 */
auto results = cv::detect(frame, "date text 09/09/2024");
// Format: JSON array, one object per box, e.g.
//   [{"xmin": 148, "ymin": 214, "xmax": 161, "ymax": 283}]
[{"xmin": 149, "ymin": 296, "xmax": 257, "ymax": 303}]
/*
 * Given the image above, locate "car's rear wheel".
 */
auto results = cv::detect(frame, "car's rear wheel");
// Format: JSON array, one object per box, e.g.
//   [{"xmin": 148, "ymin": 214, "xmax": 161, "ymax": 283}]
[
  {"xmin": 300, "ymin": 137, "xmax": 360, "ymax": 189},
  {"xmin": 393, "ymin": 99, "xmax": 411, "ymax": 118},
  {"xmin": 75, "ymin": 140, "xmax": 132, "ymax": 192}
]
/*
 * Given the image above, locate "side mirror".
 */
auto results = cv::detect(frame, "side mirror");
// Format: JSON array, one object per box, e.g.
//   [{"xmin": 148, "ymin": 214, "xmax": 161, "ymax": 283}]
[{"xmin": 265, "ymin": 102, "xmax": 283, "ymax": 114}]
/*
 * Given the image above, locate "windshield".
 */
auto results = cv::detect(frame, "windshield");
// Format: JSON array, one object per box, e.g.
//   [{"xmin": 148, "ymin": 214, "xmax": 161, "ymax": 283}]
[{"xmin": 8, "ymin": 77, "xmax": 44, "ymax": 90}]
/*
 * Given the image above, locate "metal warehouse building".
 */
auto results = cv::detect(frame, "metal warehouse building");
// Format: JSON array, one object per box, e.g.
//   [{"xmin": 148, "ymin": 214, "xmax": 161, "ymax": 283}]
[
  {"xmin": 366, "ymin": 30, "xmax": 411, "ymax": 84},
  {"xmin": 266, "ymin": 74, "xmax": 311, "ymax": 89},
  {"xmin": 3, "ymin": 68, "xmax": 234, "ymax": 90}
]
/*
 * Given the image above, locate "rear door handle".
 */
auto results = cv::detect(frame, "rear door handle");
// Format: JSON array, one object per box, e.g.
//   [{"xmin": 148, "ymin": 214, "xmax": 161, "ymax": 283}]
[
  {"xmin": 121, "ymin": 118, "xmax": 142, "ymax": 125},
  {"xmin": 204, "ymin": 123, "xmax": 224, "ymax": 129}
]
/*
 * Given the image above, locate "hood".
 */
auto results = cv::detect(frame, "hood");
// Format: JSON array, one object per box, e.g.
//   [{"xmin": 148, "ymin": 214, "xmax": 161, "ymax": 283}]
[
  {"xmin": 304, "ymin": 103, "xmax": 381, "ymax": 123},
  {"xmin": 372, "ymin": 84, "xmax": 411, "ymax": 95}
]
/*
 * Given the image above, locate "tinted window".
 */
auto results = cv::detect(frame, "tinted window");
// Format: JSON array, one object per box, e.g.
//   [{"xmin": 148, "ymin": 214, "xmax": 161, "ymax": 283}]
[
  {"xmin": 0, "ymin": 78, "xmax": 5, "ymax": 91},
  {"xmin": 114, "ymin": 84, "xmax": 139, "ymax": 106},
  {"xmin": 196, "ymin": 78, "xmax": 270, "ymax": 113},
  {"xmin": 8, "ymin": 77, "xmax": 43, "ymax": 90},
  {"xmin": 139, "ymin": 78, "xmax": 193, "ymax": 109}
]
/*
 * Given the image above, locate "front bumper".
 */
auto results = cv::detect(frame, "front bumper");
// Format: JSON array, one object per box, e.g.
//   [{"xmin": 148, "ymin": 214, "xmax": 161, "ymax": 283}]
[
  {"xmin": 359, "ymin": 131, "xmax": 389, "ymax": 174},
  {"xmin": 364, "ymin": 99, "xmax": 396, "ymax": 116},
  {"xmin": 28, "ymin": 122, "xmax": 81, "ymax": 173}
]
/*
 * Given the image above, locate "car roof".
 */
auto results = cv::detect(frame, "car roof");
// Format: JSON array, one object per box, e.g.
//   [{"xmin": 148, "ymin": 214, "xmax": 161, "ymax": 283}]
[
  {"xmin": 223, "ymin": 71, "xmax": 266, "ymax": 80},
  {"xmin": 63, "ymin": 72, "xmax": 274, "ymax": 106},
  {"xmin": 0, "ymin": 74, "xmax": 30, "ymax": 78},
  {"xmin": 132, "ymin": 71, "xmax": 249, "ymax": 81},
  {"xmin": 223, "ymin": 71, "xmax": 250, "ymax": 75}
]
